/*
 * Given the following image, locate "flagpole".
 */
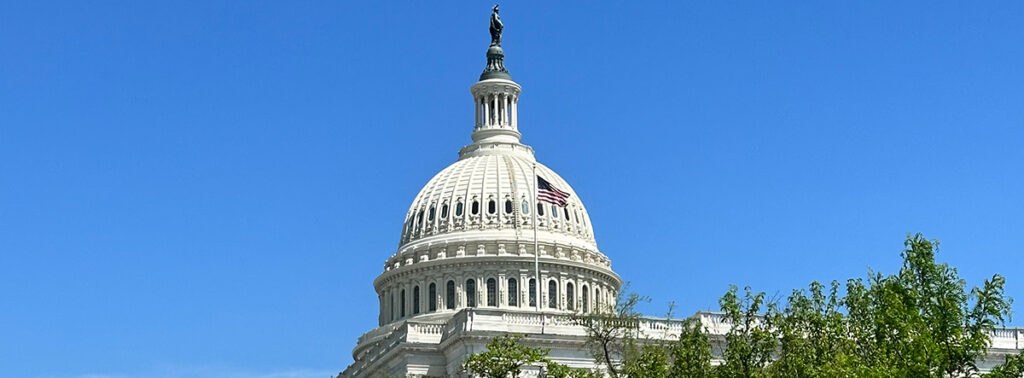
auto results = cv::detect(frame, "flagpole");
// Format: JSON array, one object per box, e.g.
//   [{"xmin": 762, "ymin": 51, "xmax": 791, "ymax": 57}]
[{"xmin": 532, "ymin": 163, "xmax": 541, "ymax": 312}]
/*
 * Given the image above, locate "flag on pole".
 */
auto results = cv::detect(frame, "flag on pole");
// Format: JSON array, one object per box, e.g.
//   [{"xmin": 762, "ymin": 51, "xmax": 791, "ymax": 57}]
[{"xmin": 537, "ymin": 176, "xmax": 570, "ymax": 207}]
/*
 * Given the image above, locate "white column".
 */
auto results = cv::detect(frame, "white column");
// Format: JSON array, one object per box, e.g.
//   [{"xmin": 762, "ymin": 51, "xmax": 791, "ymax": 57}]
[
  {"xmin": 511, "ymin": 96, "xmax": 517, "ymax": 129},
  {"xmin": 498, "ymin": 94, "xmax": 504, "ymax": 126},
  {"xmin": 483, "ymin": 96, "xmax": 490, "ymax": 127},
  {"xmin": 520, "ymin": 273, "xmax": 528, "ymax": 308},
  {"xmin": 491, "ymin": 95, "xmax": 498, "ymax": 126},
  {"xmin": 498, "ymin": 273, "xmax": 507, "ymax": 307},
  {"xmin": 475, "ymin": 97, "xmax": 482, "ymax": 128}
]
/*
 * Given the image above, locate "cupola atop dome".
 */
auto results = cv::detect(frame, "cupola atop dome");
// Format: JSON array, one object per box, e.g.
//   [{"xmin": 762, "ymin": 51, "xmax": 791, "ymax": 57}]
[{"xmin": 460, "ymin": 4, "xmax": 529, "ymax": 160}]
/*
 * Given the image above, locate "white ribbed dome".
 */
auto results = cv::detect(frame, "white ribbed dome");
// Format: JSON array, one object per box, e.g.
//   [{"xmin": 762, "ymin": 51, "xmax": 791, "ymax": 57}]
[
  {"xmin": 398, "ymin": 154, "xmax": 597, "ymax": 251},
  {"xmin": 368, "ymin": 45, "xmax": 620, "ymax": 329}
]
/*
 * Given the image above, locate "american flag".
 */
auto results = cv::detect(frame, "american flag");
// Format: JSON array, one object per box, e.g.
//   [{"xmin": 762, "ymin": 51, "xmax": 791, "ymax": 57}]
[{"xmin": 537, "ymin": 176, "xmax": 570, "ymax": 207}]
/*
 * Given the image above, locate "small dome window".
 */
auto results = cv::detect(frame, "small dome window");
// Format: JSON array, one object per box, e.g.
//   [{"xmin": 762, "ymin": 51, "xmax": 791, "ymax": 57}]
[
  {"xmin": 487, "ymin": 200, "xmax": 496, "ymax": 214},
  {"xmin": 537, "ymin": 203, "xmax": 545, "ymax": 216},
  {"xmin": 471, "ymin": 200, "xmax": 480, "ymax": 215},
  {"xmin": 521, "ymin": 200, "xmax": 530, "ymax": 214},
  {"xmin": 564, "ymin": 207, "xmax": 570, "ymax": 220},
  {"xmin": 551, "ymin": 204, "xmax": 558, "ymax": 217},
  {"xmin": 428, "ymin": 206, "xmax": 436, "ymax": 221},
  {"xmin": 417, "ymin": 210, "xmax": 424, "ymax": 227},
  {"xmin": 455, "ymin": 201, "xmax": 464, "ymax": 217},
  {"xmin": 504, "ymin": 199, "xmax": 513, "ymax": 214},
  {"xmin": 441, "ymin": 203, "xmax": 449, "ymax": 219},
  {"xmin": 574, "ymin": 210, "xmax": 580, "ymax": 223}
]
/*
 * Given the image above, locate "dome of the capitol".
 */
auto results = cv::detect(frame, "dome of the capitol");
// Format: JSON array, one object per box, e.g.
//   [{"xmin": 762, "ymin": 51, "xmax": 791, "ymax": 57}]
[
  {"xmin": 367, "ymin": 13, "xmax": 620, "ymax": 330},
  {"xmin": 341, "ymin": 7, "xmax": 624, "ymax": 377}
]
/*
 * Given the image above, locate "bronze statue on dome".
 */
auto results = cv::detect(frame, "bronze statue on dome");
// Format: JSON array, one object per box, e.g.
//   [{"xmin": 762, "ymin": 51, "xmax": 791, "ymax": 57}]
[{"xmin": 489, "ymin": 4, "xmax": 503, "ymax": 46}]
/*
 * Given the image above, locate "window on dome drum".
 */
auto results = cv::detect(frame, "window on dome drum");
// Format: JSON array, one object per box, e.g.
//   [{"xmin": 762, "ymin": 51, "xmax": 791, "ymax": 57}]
[
  {"xmin": 389, "ymin": 293, "xmax": 394, "ymax": 321},
  {"xmin": 537, "ymin": 203, "xmax": 544, "ymax": 216},
  {"xmin": 595, "ymin": 288, "xmax": 601, "ymax": 309},
  {"xmin": 446, "ymin": 281, "xmax": 455, "ymax": 309},
  {"xmin": 471, "ymin": 201, "xmax": 479, "ymax": 215},
  {"xmin": 521, "ymin": 200, "xmax": 530, "ymax": 215},
  {"xmin": 400, "ymin": 289, "xmax": 406, "ymax": 318},
  {"xmin": 417, "ymin": 210, "xmax": 424, "ymax": 228},
  {"xmin": 413, "ymin": 286, "xmax": 420, "ymax": 314},
  {"xmin": 487, "ymin": 278, "xmax": 497, "ymax": 306},
  {"xmin": 466, "ymin": 279, "xmax": 477, "ymax": 307},
  {"xmin": 487, "ymin": 200, "xmax": 496, "ymax": 215},
  {"xmin": 564, "ymin": 207, "xmax": 570, "ymax": 220},
  {"xmin": 548, "ymin": 280, "xmax": 558, "ymax": 309},
  {"xmin": 508, "ymin": 278, "xmax": 518, "ymax": 306},
  {"xmin": 504, "ymin": 199, "xmax": 513, "ymax": 214},
  {"xmin": 551, "ymin": 204, "xmax": 558, "ymax": 218},
  {"xmin": 455, "ymin": 202, "xmax": 464, "ymax": 217},
  {"xmin": 428, "ymin": 206, "xmax": 435, "ymax": 222},
  {"xmin": 574, "ymin": 210, "xmax": 580, "ymax": 223},
  {"xmin": 529, "ymin": 279, "xmax": 537, "ymax": 307},
  {"xmin": 429, "ymin": 283, "xmax": 437, "ymax": 312},
  {"xmin": 567, "ymin": 283, "xmax": 575, "ymax": 311},
  {"xmin": 440, "ymin": 204, "xmax": 449, "ymax": 219},
  {"xmin": 582, "ymin": 285, "xmax": 589, "ymax": 313}
]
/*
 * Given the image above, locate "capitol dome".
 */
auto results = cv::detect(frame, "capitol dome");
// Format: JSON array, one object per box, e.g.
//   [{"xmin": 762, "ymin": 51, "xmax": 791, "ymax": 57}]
[{"xmin": 366, "ymin": 28, "xmax": 620, "ymax": 332}]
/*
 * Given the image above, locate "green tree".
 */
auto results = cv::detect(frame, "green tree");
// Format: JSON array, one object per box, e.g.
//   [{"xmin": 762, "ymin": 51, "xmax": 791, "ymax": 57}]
[
  {"xmin": 572, "ymin": 233, "xmax": 1016, "ymax": 377},
  {"xmin": 669, "ymin": 317, "xmax": 714, "ymax": 378},
  {"xmin": 716, "ymin": 285, "xmax": 776, "ymax": 378},
  {"xmin": 984, "ymin": 349, "xmax": 1024, "ymax": 378},
  {"xmin": 840, "ymin": 234, "xmax": 1012, "ymax": 377},
  {"xmin": 462, "ymin": 334, "xmax": 598, "ymax": 378},
  {"xmin": 462, "ymin": 334, "xmax": 548, "ymax": 378},
  {"xmin": 571, "ymin": 286, "xmax": 647, "ymax": 378}
]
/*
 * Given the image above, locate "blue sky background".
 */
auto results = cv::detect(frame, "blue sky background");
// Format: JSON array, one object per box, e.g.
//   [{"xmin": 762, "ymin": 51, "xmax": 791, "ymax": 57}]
[{"xmin": 2, "ymin": 1, "xmax": 1023, "ymax": 377}]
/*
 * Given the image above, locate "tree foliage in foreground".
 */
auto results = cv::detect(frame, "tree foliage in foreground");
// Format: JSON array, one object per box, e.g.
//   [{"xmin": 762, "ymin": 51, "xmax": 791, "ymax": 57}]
[
  {"xmin": 462, "ymin": 334, "xmax": 599, "ymax": 378},
  {"xmin": 570, "ymin": 233, "xmax": 1016, "ymax": 377}
]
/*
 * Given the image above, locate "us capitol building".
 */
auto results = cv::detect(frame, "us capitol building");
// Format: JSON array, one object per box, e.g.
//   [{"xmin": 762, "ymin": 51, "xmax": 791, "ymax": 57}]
[{"xmin": 337, "ymin": 9, "xmax": 1024, "ymax": 378}]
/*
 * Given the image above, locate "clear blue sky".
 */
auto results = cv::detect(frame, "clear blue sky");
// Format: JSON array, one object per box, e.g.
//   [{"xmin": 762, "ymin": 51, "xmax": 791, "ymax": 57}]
[{"xmin": 2, "ymin": 1, "xmax": 1022, "ymax": 377}]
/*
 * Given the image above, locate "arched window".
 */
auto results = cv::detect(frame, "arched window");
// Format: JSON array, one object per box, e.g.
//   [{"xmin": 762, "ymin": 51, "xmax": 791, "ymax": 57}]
[
  {"xmin": 389, "ymin": 292, "xmax": 394, "ymax": 321},
  {"xmin": 428, "ymin": 206, "xmax": 435, "ymax": 222},
  {"xmin": 413, "ymin": 286, "xmax": 420, "ymax": 314},
  {"xmin": 564, "ymin": 207, "xmax": 570, "ymax": 220},
  {"xmin": 471, "ymin": 200, "xmax": 480, "ymax": 215},
  {"xmin": 508, "ymin": 278, "xmax": 518, "ymax": 306},
  {"xmin": 466, "ymin": 279, "xmax": 477, "ymax": 307},
  {"xmin": 446, "ymin": 280, "xmax": 456, "ymax": 309},
  {"xmin": 504, "ymin": 199, "xmax": 513, "ymax": 214},
  {"xmin": 440, "ymin": 203, "xmax": 449, "ymax": 219},
  {"xmin": 548, "ymin": 280, "xmax": 558, "ymax": 309},
  {"xmin": 416, "ymin": 210, "xmax": 424, "ymax": 228},
  {"xmin": 487, "ymin": 199, "xmax": 496, "ymax": 214},
  {"xmin": 455, "ymin": 201, "xmax": 464, "ymax": 217},
  {"xmin": 487, "ymin": 278, "xmax": 497, "ymax": 306},
  {"xmin": 429, "ymin": 283, "xmax": 437, "ymax": 312},
  {"xmin": 400, "ymin": 289, "xmax": 406, "ymax": 317},
  {"xmin": 521, "ymin": 199, "xmax": 530, "ymax": 215},
  {"xmin": 566, "ymin": 283, "xmax": 575, "ymax": 311},
  {"xmin": 582, "ymin": 285, "xmax": 589, "ymax": 313},
  {"xmin": 537, "ymin": 203, "xmax": 545, "ymax": 216},
  {"xmin": 551, "ymin": 204, "xmax": 558, "ymax": 218},
  {"xmin": 529, "ymin": 279, "xmax": 537, "ymax": 307},
  {"xmin": 595, "ymin": 288, "xmax": 601, "ymax": 311},
  {"xmin": 574, "ymin": 210, "xmax": 580, "ymax": 223}
]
